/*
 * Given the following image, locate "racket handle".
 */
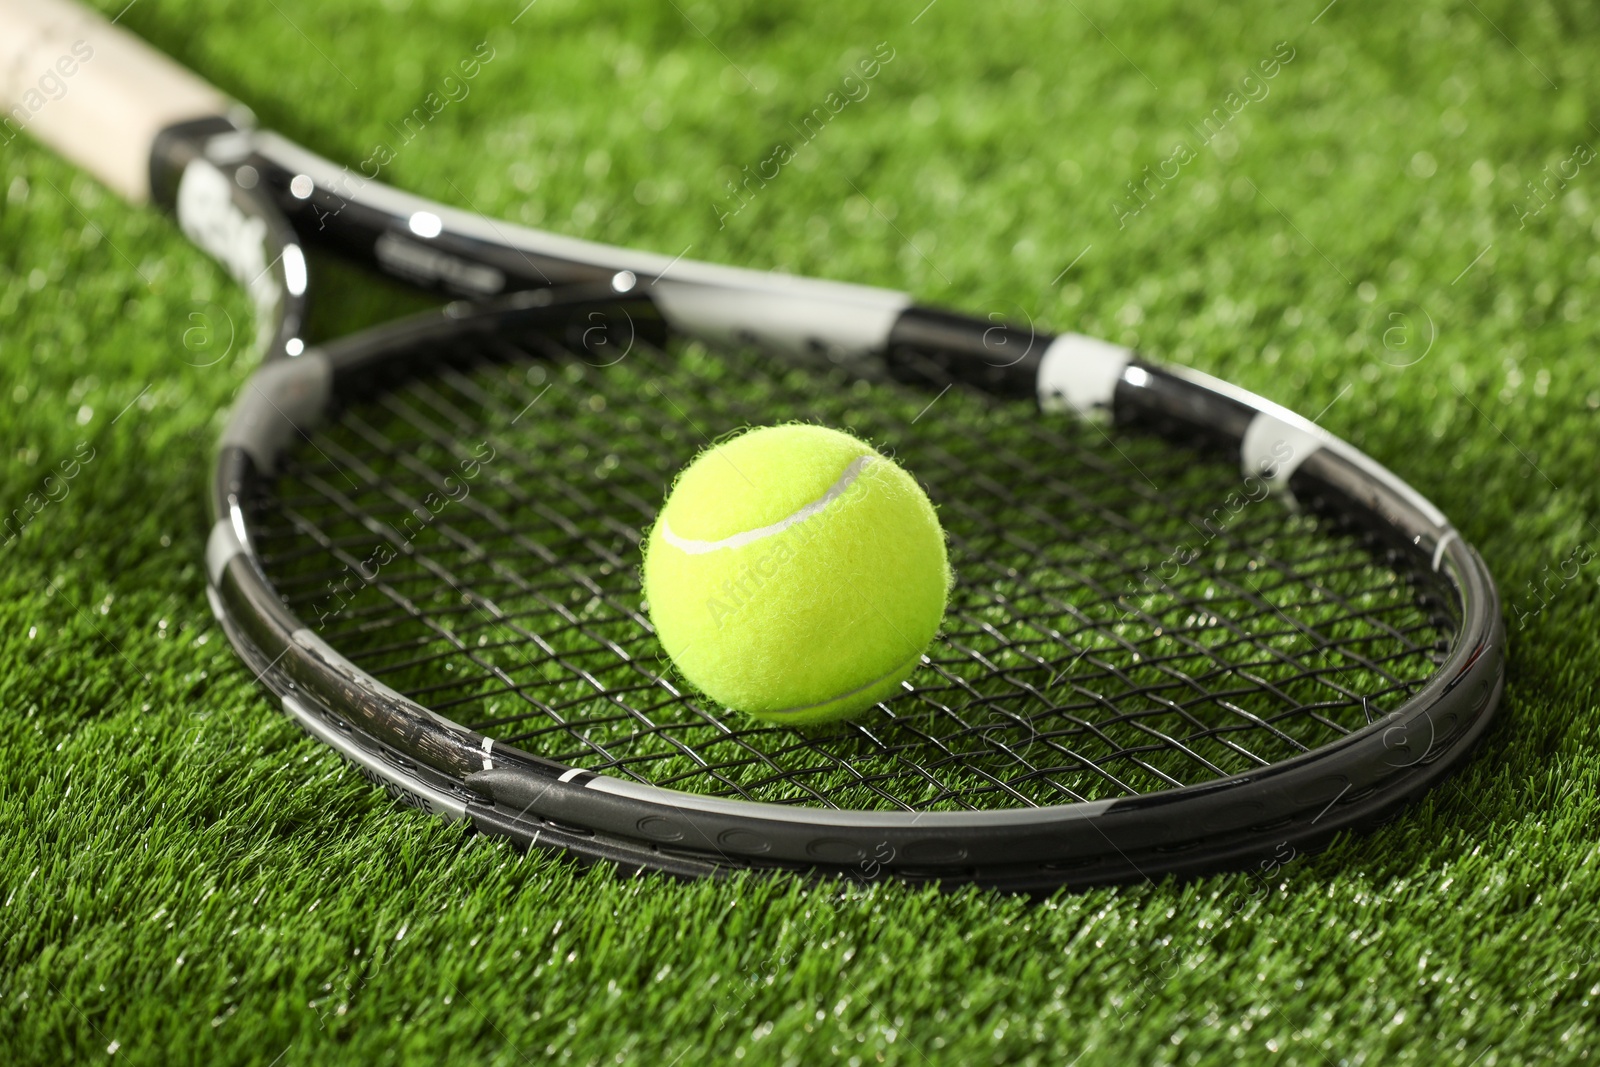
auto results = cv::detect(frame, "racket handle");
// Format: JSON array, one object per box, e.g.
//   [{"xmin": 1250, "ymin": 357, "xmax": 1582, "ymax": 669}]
[{"xmin": 0, "ymin": 0, "xmax": 230, "ymax": 203}]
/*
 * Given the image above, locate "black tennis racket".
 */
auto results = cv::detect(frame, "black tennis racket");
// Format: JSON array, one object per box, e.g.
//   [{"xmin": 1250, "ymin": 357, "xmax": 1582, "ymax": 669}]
[{"xmin": 7, "ymin": 0, "xmax": 1504, "ymax": 891}]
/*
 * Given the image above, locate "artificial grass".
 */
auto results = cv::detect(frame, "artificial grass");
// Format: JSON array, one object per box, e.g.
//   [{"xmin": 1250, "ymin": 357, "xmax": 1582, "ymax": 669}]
[{"xmin": 3, "ymin": 0, "xmax": 1600, "ymax": 1063}]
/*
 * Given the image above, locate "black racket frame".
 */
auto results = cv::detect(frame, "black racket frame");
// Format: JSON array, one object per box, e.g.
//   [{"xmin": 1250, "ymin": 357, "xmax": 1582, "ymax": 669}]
[{"xmin": 153, "ymin": 117, "xmax": 1504, "ymax": 891}]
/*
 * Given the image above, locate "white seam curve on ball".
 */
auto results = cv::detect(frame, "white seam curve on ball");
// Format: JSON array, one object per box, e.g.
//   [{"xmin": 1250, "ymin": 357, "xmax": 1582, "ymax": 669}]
[
  {"xmin": 658, "ymin": 454, "xmax": 875, "ymax": 555},
  {"xmin": 763, "ymin": 647, "xmax": 924, "ymax": 717}
]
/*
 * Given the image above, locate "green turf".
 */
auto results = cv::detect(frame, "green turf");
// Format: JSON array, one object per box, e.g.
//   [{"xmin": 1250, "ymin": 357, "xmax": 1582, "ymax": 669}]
[{"xmin": 4, "ymin": 0, "xmax": 1600, "ymax": 1062}]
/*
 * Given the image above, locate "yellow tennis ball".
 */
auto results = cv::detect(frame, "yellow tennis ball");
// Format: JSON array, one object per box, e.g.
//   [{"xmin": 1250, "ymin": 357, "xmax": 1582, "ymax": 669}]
[{"xmin": 643, "ymin": 424, "xmax": 950, "ymax": 725}]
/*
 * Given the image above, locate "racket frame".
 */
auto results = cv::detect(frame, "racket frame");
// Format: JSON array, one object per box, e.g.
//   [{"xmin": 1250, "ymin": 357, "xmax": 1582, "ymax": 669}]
[{"xmin": 205, "ymin": 283, "xmax": 1503, "ymax": 888}]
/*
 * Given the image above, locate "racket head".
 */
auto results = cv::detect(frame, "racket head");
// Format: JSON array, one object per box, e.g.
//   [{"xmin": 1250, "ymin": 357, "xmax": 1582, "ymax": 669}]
[{"xmin": 206, "ymin": 283, "xmax": 1503, "ymax": 890}]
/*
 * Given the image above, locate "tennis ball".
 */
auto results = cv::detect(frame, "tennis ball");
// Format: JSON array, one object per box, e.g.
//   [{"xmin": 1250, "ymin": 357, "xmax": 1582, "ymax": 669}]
[{"xmin": 643, "ymin": 424, "xmax": 949, "ymax": 725}]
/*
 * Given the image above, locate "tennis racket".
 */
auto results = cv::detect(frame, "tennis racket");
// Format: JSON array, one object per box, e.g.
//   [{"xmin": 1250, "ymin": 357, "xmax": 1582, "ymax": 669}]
[{"xmin": 4, "ymin": 0, "xmax": 1505, "ymax": 891}]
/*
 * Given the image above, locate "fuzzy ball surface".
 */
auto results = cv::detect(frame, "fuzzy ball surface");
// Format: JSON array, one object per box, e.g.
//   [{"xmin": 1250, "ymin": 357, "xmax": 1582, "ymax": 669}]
[{"xmin": 643, "ymin": 424, "xmax": 949, "ymax": 725}]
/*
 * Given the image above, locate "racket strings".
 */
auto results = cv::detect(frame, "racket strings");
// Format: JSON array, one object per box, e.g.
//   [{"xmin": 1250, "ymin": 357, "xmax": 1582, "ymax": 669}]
[
  {"xmin": 911, "ymin": 453, "xmax": 1410, "ymax": 772},
  {"xmin": 250, "ymin": 324, "xmax": 1450, "ymax": 810},
  {"xmin": 282, "ymin": 351, "xmax": 862, "ymax": 805}
]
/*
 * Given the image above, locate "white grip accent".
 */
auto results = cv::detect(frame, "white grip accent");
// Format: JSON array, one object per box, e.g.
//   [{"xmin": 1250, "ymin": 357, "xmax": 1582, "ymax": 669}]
[
  {"xmin": 1240, "ymin": 412, "xmax": 1326, "ymax": 486},
  {"xmin": 650, "ymin": 278, "xmax": 909, "ymax": 362},
  {"xmin": 0, "ymin": 0, "xmax": 230, "ymax": 202},
  {"xmin": 1037, "ymin": 333, "xmax": 1133, "ymax": 422},
  {"xmin": 205, "ymin": 518, "xmax": 244, "ymax": 587}
]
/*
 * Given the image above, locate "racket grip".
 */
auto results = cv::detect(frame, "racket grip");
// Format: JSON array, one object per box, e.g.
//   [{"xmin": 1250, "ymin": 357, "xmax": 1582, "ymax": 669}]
[{"xmin": 0, "ymin": 0, "xmax": 231, "ymax": 203}]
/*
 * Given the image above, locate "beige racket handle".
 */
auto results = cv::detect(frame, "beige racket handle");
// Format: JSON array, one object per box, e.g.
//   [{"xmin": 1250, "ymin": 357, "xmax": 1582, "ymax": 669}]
[{"xmin": 0, "ymin": 0, "xmax": 231, "ymax": 202}]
